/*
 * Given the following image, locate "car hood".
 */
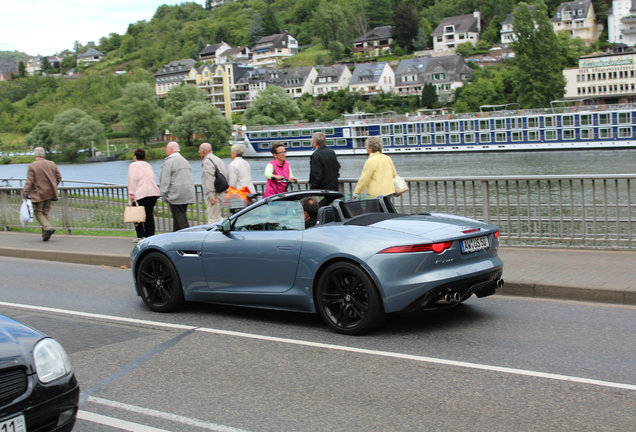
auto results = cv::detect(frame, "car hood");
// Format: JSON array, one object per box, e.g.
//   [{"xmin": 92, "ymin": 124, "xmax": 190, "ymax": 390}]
[
  {"xmin": 0, "ymin": 315, "xmax": 43, "ymax": 372},
  {"xmin": 370, "ymin": 213, "xmax": 495, "ymax": 240}
]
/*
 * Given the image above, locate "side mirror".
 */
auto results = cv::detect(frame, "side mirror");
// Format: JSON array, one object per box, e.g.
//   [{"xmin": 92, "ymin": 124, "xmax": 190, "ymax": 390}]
[{"xmin": 221, "ymin": 218, "xmax": 232, "ymax": 234}]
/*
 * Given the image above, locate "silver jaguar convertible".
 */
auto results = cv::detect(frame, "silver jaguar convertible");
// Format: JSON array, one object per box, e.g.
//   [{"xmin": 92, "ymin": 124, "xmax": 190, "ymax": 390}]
[{"xmin": 131, "ymin": 191, "xmax": 503, "ymax": 334}]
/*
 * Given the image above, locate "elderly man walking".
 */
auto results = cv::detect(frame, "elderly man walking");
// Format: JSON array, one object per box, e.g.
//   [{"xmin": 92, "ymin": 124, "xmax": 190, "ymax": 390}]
[
  {"xmin": 199, "ymin": 142, "xmax": 227, "ymax": 224},
  {"xmin": 22, "ymin": 147, "xmax": 62, "ymax": 241},
  {"xmin": 159, "ymin": 141, "xmax": 195, "ymax": 231}
]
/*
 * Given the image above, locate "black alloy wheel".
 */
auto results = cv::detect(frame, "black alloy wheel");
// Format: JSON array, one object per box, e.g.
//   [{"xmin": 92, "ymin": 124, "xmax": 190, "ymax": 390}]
[
  {"xmin": 136, "ymin": 252, "xmax": 185, "ymax": 312},
  {"xmin": 316, "ymin": 262, "xmax": 384, "ymax": 335}
]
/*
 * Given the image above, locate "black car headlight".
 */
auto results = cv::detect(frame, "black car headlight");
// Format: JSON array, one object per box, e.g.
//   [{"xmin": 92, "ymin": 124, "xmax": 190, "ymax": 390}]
[{"xmin": 33, "ymin": 338, "xmax": 73, "ymax": 383}]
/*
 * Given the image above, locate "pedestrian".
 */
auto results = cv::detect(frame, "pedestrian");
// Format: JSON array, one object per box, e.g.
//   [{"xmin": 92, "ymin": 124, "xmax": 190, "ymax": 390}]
[
  {"xmin": 198, "ymin": 142, "xmax": 227, "ymax": 224},
  {"xmin": 127, "ymin": 148, "xmax": 160, "ymax": 241},
  {"xmin": 309, "ymin": 132, "xmax": 340, "ymax": 191},
  {"xmin": 159, "ymin": 141, "xmax": 195, "ymax": 231},
  {"xmin": 227, "ymin": 144, "xmax": 255, "ymax": 193},
  {"xmin": 264, "ymin": 142, "xmax": 296, "ymax": 197},
  {"xmin": 353, "ymin": 136, "xmax": 396, "ymax": 199},
  {"xmin": 22, "ymin": 146, "xmax": 62, "ymax": 241}
]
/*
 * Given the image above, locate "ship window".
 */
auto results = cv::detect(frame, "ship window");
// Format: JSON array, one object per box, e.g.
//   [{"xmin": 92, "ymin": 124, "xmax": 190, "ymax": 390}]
[
  {"xmin": 618, "ymin": 112, "xmax": 631, "ymax": 124},
  {"xmin": 544, "ymin": 116, "xmax": 556, "ymax": 127},
  {"xmin": 479, "ymin": 132, "xmax": 491, "ymax": 143},
  {"xmin": 464, "ymin": 133, "xmax": 475, "ymax": 143},
  {"xmin": 562, "ymin": 129, "xmax": 575, "ymax": 140},
  {"xmin": 280, "ymin": 130, "xmax": 289, "ymax": 138},
  {"xmin": 383, "ymin": 137, "xmax": 392, "ymax": 146},
  {"xmin": 580, "ymin": 114, "xmax": 592, "ymax": 126},
  {"xmin": 394, "ymin": 136, "xmax": 403, "ymax": 145},
  {"xmin": 618, "ymin": 127, "xmax": 632, "ymax": 138},
  {"xmin": 421, "ymin": 123, "xmax": 432, "ymax": 133},
  {"xmin": 381, "ymin": 125, "xmax": 391, "ymax": 135},
  {"xmin": 259, "ymin": 142, "xmax": 270, "ymax": 149},
  {"xmin": 580, "ymin": 129, "xmax": 592, "ymax": 139},
  {"xmin": 562, "ymin": 115, "xmax": 574, "ymax": 127},
  {"xmin": 337, "ymin": 139, "xmax": 347, "ymax": 146},
  {"xmin": 463, "ymin": 120, "xmax": 476, "ymax": 131},
  {"xmin": 598, "ymin": 128, "xmax": 612, "ymax": 138},
  {"xmin": 291, "ymin": 130, "xmax": 300, "ymax": 137},
  {"xmin": 511, "ymin": 131, "xmax": 523, "ymax": 142},
  {"xmin": 422, "ymin": 135, "xmax": 432, "ymax": 145},
  {"xmin": 435, "ymin": 134, "xmax": 445, "ymax": 144},
  {"xmin": 394, "ymin": 124, "xmax": 403, "ymax": 134},
  {"xmin": 449, "ymin": 134, "xmax": 461, "ymax": 144},
  {"xmin": 448, "ymin": 121, "xmax": 460, "ymax": 132},
  {"xmin": 527, "ymin": 117, "xmax": 540, "ymax": 128},
  {"xmin": 527, "ymin": 131, "xmax": 539, "ymax": 141},
  {"xmin": 326, "ymin": 139, "xmax": 335, "ymax": 146},
  {"xmin": 479, "ymin": 119, "xmax": 490, "ymax": 130},
  {"xmin": 313, "ymin": 129, "xmax": 323, "ymax": 135},
  {"xmin": 495, "ymin": 119, "xmax": 506, "ymax": 130},
  {"xmin": 598, "ymin": 113, "xmax": 611, "ymax": 125},
  {"xmin": 434, "ymin": 122, "xmax": 445, "ymax": 132},
  {"xmin": 408, "ymin": 136, "xmax": 418, "ymax": 145},
  {"xmin": 302, "ymin": 130, "xmax": 312, "ymax": 136},
  {"xmin": 406, "ymin": 123, "xmax": 416, "ymax": 134},
  {"xmin": 303, "ymin": 140, "xmax": 312, "ymax": 147},
  {"xmin": 545, "ymin": 130, "xmax": 558, "ymax": 140},
  {"xmin": 495, "ymin": 132, "xmax": 507, "ymax": 142},
  {"xmin": 291, "ymin": 141, "xmax": 301, "ymax": 148},
  {"xmin": 510, "ymin": 117, "xmax": 523, "ymax": 129},
  {"xmin": 324, "ymin": 128, "xmax": 334, "ymax": 135}
]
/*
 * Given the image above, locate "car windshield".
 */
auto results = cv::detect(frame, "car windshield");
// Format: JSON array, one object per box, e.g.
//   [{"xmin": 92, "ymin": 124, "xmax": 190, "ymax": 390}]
[{"xmin": 233, "ymin": 200, "xmax": 305, "ymax": 231}]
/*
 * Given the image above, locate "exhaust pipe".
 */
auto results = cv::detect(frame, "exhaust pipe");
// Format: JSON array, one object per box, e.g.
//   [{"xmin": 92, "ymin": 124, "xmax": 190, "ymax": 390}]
[
  {"xmin": 496, "ymin": 278, "xmax": 504, "ymax": 289},
  {"xmin": 435, "ymin": 291, "xmax": 461, "ymax": 305},
  {"xmin": 453, "ymin": 292, "xmax": 461, "ymax": 302}
]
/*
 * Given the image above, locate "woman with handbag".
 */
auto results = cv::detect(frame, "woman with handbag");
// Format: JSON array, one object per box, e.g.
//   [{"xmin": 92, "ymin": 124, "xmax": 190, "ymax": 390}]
[
  {"xmin": 352, "ymin": 137, "xmax": 398, "ymax": 199},
  {"xmin": 127, "ymin": 149, "xmax": 160, "ymax": 241}
]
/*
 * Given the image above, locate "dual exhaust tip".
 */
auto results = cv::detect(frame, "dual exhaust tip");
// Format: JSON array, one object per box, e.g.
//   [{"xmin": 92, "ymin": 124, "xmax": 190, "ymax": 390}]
[{"xmin": 436, "ymin": 278, "xmax": 504, "ymax": 305}]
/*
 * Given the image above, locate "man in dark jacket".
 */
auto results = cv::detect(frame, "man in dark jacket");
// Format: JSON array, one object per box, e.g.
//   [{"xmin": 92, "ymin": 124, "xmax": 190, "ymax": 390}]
[
  {"xmin": 309, "ymin": 132, "xmax": 340, "ymax": 192},
  {"xmin": 22, "ymin": 147, "xmax": 62, "ymax": 241}
]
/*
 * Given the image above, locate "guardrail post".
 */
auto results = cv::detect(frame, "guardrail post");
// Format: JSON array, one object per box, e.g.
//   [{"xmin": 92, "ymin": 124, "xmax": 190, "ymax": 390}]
[
  {"xmin": 0, "ymin": 190, "xmax": 9, "ymax": 230},
  {"xmin": 60, "ymin": 189, "xmax": 71, "ymax": 234},
  {"xmin": 481, "ymin": 180, "xmax": 490, "ymax": 223}
]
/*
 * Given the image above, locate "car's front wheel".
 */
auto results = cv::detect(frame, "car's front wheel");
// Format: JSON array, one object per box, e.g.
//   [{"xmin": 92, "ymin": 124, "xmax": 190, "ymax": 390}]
[
  {"xmin": 136, "ymin": 252, "xmax": 185, "ymax": 312},
  {"xmin": 315, "ymin": 262, "xmax": 384, "ymax": 335}
]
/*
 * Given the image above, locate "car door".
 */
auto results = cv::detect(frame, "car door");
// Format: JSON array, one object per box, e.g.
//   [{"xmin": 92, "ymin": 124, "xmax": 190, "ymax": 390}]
[{"xmin": 200, "ymin": 200, "xmax": 305, "ymax": 293}]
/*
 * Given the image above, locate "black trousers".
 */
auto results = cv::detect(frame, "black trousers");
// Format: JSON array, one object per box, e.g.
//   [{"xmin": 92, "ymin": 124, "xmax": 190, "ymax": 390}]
[
  {"xmin": 170, "ymin": 203, "xmax": 189, "ymax": 232},
  {"xmin": 134, "ymin": 196, "xmax": 158, "ymax": 238}
]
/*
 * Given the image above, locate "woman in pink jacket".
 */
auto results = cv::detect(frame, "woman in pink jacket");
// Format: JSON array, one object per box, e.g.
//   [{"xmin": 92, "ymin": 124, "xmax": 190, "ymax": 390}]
[{"xmin": 127, "ymin": 149, "xmax": 161, "ymax": 241}]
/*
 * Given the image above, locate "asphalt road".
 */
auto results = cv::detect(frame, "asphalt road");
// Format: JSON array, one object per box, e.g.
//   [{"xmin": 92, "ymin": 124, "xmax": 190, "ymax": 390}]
[{"xmin": 1, "ymin": 256, "xmax": 635, "ymax": 432}]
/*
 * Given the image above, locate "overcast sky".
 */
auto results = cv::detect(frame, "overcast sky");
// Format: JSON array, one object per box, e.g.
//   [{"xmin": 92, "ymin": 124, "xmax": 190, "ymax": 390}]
[{"xmin": 2, "ymin": 1, "xmax": 181, "ymax": 56}]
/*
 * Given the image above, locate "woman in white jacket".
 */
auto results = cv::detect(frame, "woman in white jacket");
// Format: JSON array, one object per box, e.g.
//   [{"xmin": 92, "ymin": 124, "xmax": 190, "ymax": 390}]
[{"xmin": 227, "ymin": 144, "xmax": 255, "ymax": 193}]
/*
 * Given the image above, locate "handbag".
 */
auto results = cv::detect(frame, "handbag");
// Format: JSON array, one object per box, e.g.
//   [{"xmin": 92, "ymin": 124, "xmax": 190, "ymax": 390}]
[
  {"xmin": 393, "ymin": 175, "xmax": 409, "ymax": 197},
  {"xmin": 214, "ymin": 164, "xmax": 229, "ymax": 193},
  {"xmin": 124, "ymin": 200, "xmax": 146, "ymax": 224}
]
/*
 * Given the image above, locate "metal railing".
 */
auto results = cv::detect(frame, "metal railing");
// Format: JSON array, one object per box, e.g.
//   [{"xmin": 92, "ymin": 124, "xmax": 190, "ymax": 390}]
[{"xmin": 1, "ymin": 175, "xmax": 634, "ymax": 250}]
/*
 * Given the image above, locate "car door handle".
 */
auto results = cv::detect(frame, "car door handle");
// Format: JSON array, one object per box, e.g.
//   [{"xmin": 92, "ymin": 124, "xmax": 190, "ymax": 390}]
[{"xmin": 276, "ymin": 246, "xmax": 292, "ymax": 251}]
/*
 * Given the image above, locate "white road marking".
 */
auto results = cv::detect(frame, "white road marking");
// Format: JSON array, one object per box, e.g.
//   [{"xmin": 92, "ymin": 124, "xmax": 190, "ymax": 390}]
[
  {"xmin": 1, "ymin": 301, "xmax": 635, "ymax": 392},
  {"xmin": 86, "ymin": 397, "xmax": 252, "ymax": 432},
  {"xmin": 78, "ymin": 411, "xmax": 173, "ymax": 432}
]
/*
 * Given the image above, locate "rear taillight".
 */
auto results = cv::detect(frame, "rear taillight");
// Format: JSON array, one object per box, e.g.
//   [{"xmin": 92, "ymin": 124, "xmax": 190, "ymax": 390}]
[
  {"xmin": 494, "ymin": 231, "xmax": 499, "ymax": 238},
  {"xmin": 379, "ymin": 241, "xmax": 454, "ymax": 254}
]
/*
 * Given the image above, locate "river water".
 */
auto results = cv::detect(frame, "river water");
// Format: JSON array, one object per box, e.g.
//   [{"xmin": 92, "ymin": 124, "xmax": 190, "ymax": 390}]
[{"xmin": 2, "ymin": 149, "xmax": 635, "ymax": 186}]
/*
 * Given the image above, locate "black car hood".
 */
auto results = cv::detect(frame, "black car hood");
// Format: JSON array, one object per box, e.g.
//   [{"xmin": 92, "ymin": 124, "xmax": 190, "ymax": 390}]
[{"xmin": 0, "ymin": 315, "xmax": 44, "ymax": 373}]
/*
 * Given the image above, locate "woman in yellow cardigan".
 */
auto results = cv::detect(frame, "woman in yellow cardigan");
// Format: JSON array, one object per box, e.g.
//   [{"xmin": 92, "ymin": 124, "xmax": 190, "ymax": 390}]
[{"xmin": 353, "ymin": 136, "xmax": 397, "ymax": 199}]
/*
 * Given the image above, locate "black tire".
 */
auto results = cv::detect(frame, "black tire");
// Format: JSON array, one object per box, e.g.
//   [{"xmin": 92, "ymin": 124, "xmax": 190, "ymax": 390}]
[
  {"xmin": 136, "ymin": 252, "xmax": 185, "ymax": 312},
  {"xmin": 315, "ymin": 262, "xmax": 385, "ymax": 335}
]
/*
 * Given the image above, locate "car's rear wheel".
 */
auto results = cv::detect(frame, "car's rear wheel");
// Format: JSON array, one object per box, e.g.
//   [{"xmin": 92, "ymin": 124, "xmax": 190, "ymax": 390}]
[
  {"xmin": 136, "ymin": 252, "xmax": 185, "ymax": 312},
  {"xmin": 316, "ymin": 262, "xmax": 384, "ymax": 335}
]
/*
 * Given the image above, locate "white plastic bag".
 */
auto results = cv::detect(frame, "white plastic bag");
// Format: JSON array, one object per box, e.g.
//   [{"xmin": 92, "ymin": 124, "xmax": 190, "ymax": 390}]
[{"xmin": 20, "ymin": 199, "xmax": 34, "ymax": 227}]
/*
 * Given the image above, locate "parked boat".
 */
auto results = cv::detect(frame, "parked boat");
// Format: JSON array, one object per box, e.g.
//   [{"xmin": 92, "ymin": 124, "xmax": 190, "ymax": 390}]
[{"xmin": 242, "ymin": 103, "xmax": 636, "ymax": 157}]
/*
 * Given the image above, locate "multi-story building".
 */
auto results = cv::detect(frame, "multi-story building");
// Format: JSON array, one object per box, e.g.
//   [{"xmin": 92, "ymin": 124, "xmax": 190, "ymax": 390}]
[
  {"xmin": 500, "ymin": 6, "xmax": 537, "ymax": 45},
  {"xmin": 25, "ymin": 57, "xmax": 42, "ymax": 76},
  {"xmin": 217, "ymin": 46, "xmax": 251, "ymax": 64},
  {"xmin": 154, "ymin": 58, "xmax": 196, "ymax": 97},
  {"xmin": 349, "ymin": 62, "xmax": 394, "ymax": 96},
  {"xmin": 394, "ymin": 55, "xmax": 472, "ymax": 99},
  {"xmin": 432, "ymin": 11, "xmax": 481, "ymax": 53},
  {"xmin": 199, "ymin": 42, "xmax": 233, "ymax": 63},
  {"xmin": 551, "ymin": 0, "xmax": 602, "ymax": 42},
  {"xmin": 281, "ymin": 66, "xmax": 317, "ymax": 98},
  {"xmin": 607, "ymin": 0, "xmax": 636, "ymax": 45},
  {"xmin": 312, "ymin": 65, "xmax": 351, "ymax": 96},
  {"xmin": 563, "ymin": 51, "xmax": 636, "ymax": 104},
  {"xmin": 352, "ymin": 26, "xmax": 393, "ymax": 57},
  {"xmin": 77, "ymin": 47, "xmax": 105, "ymax": 66},
  {"xmin": 251, "ymin": 32, "xmax": 298, "ymax": 67}
]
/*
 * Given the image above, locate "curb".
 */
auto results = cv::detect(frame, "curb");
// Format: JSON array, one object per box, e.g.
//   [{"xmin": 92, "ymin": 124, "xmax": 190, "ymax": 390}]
[
  {"xmin": 0, "ymin": 247, "xmax": 129, "ymax": 268},
  {"xmin": 498, "ymin": 283, "xmax": 636, "ymax": 306}
]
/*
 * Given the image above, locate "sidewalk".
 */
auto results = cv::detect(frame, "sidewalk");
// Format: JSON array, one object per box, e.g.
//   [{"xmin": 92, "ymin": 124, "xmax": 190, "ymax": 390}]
[{"xmin": 1, "ymin": 231, "xmax": 634, "ymax": 306}]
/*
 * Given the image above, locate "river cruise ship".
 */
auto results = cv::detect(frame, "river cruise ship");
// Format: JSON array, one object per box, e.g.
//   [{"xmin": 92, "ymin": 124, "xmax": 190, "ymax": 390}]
[{"xmin": 242, "ymin": 103, "xmax": 636, "ymax": 157}]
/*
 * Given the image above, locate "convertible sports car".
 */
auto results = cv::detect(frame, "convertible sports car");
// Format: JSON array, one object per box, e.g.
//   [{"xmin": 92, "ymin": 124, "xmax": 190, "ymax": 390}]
[
  {"xmin": 0, "ymin": 315, "xmax": 79, "ymax": 431},
  {"xmin": 131, "ymin": 191, "xmax": 504, "ymax": 334}
]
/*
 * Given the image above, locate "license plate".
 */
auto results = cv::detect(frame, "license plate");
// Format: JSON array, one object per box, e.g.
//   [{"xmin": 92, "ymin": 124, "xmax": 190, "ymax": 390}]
[
  {"xmin": 0, "ymin": 414, "xmax": 26, "ymax": 432},
  {"xmin": 461, "ymin": 235, "xmax": 490, "ymax": 253}
]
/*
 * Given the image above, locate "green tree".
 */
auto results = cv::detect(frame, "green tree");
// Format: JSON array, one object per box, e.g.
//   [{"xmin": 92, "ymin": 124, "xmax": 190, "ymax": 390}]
[
  {"xmin": 119, "ymin": 82, "xmax": 163, "ymax": 145},
  {"xmin": 242, "ymin": 85, "xmax": 301, "ymax": 126},
  {"xmin": 421, "ymin": 83, "xmax": 437, "ymax": 109},
  {"xmin": 392, "ymin": 2, "xmax": 420, "ymax": 52},
  {"xmin": 25, "ymin": 121, "xmax": 53, "ymax": 152},
  {"xmin": 170, "ymin": 101, "xmax": 231, "ymax": 148},
  {"xmin": 366, "ymin": 0, "xmax": 393, "ymax": 28},
  {"xmin": 510, "ymin": 3, "xmax": 565, "ymax": 108},
  {"xmin": 50, "ymin": 108, "xmax": 105, "ymax": 161},
  {"xmin": 248, "ymin": 13, "xmax": 266, "ymax": 45},
  {"xmin": 163, "ymin": 84, "xmax": 207, "ymax": 117}
]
